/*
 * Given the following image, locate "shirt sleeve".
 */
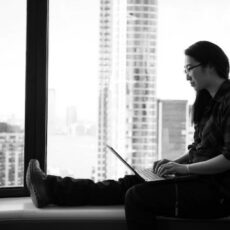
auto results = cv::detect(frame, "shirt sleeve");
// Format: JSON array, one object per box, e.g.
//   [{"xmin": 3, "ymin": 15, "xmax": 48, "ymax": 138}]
[{"xmin": 221, "ymin": 98, "xmax": 230, "ymax": 160}]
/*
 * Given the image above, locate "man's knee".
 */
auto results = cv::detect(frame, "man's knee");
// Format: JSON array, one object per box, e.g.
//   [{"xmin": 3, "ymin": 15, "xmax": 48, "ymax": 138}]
[
  {"xmin": 125, "ymin": 185, "xmax": 135, "ymax": 205},
  {"xmin": 125, "ymin": 183, "xmax": 145, "ymax": 209},
  {"xmin": 125, "ymin": 184, "xmax": 144, "ymax": 222}
]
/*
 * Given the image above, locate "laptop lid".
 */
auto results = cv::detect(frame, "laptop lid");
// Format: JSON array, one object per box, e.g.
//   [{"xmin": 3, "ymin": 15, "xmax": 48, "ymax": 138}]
[{"xmin": 106, "ymin": 145, "xmax": 140, "ymax": 177}]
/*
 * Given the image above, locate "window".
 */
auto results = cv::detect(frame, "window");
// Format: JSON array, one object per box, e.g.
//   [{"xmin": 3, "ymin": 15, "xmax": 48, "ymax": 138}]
[
  {"xmin": 2, "ymin": 0, "xmax": 230, "ymax": 197},
  {"xmin": 0, "ymin": 0, "xmax": 48, "ymax": 197},
  {"xmin": 0, "ymin": 0, "xmax": 26, "ymax": 189},
  {"xmin": 47, "ymin": 0, "xmax": 99, "ymax": 180}
]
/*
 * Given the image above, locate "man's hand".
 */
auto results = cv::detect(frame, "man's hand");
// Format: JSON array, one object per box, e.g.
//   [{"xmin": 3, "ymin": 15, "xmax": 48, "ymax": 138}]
[
  {"xmin": 153, "ymin": 159, "xmax": 171, "ymax": 174},
  {"xmin": 156, "ymin": 162, "xmax": 189, "ymax": 177}
]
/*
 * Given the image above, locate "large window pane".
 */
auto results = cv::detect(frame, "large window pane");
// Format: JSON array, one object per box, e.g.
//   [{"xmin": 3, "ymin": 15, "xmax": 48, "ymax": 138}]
[
  {"xmin": 48, "ymin": 0, "xmax": 99, "ymax": 179},
  {"xmin": 0, "ymin": 0, "xmax": 26, "ymax": 188},
  {"xmin": 48, "ymin": 0, "xmax": 230, "ymax": 181}
]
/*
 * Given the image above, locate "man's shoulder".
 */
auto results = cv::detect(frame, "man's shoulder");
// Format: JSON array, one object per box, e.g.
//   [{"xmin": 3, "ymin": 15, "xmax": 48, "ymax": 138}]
[
  {"xmin": 220, "ymin": 89, "xmax": 230, "ymax": 113},
  {"xmin": 220, "ymin": 80, "xmax": 230, "ymax": 104}
]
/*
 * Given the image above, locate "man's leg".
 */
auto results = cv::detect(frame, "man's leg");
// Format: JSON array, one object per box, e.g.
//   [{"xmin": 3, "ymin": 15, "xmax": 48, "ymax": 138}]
[
  {"xmin": 26, "ymin": 159, "xmax": 144, "ymax": 207},
  {"xmin": 125, "ymin": 178, "xmax": 227, "ymax": 230},
  {"xmin": 46, "ymin": 174, "xmax": 143, "ymax": 206}
]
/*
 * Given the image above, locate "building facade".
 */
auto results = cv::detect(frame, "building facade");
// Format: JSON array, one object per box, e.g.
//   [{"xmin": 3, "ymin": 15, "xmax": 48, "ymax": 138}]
[
  {"xmin": 97, "ymin": 0, "xmax": 158, "ymax": 180},
  {"xmin": 97, "ymin": 0, "xmax": 113, "ymax": 180},
  {"xmin": 0, "ymin": 128, "xmax": 24, "ymax": 187},
  {"xmin": 157, "ymin": 100, "xmax": 189, "ymax": 161}
]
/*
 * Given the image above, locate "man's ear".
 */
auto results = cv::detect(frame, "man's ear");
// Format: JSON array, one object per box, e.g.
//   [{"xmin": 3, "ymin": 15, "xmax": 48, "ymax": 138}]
[{"xmin": 206, "ymin": 64, "xmax": 216, "ymax": 74}]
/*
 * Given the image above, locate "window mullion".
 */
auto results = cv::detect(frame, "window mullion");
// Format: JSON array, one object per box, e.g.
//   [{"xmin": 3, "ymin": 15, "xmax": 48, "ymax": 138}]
[{"xmin": 23, "ymin": 0, "xmax": 48, "ymax": 195}]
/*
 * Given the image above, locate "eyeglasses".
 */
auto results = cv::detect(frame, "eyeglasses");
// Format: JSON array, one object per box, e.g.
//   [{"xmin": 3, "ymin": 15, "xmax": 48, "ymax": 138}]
[{"xmin": 184, "ymin": 63, "xmax": 202, "ymax": 74}]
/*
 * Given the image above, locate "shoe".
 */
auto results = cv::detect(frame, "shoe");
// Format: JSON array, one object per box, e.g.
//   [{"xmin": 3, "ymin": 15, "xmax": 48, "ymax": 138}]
[{"xmin": 26, "ymin": 159, "xmax": 50, "ymax": 208}]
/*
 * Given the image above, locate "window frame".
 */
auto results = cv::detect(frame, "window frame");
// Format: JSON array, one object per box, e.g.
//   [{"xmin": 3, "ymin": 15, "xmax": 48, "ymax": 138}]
[{"xmin": 0, "ymin": 0, "xmax": 48, "ymax": 198}]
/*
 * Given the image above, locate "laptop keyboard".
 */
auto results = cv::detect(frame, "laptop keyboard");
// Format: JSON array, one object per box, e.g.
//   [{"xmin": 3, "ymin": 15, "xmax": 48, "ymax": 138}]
[{"xmin": 136, "ymin": 168, "xmax": 164, "ymax": 181}]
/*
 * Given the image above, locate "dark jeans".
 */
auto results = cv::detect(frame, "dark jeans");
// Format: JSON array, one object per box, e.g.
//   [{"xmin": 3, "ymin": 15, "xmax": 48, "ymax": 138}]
[
  {"xmin": 125, "ymin": 177, "xmax": 230, "ymax": 230},
  {"xmin": 45, "ymin": 174, "xmax": 229, "ymax": 230},
  {"xmin": 46, "ymin": 174, "xmax": 143, "ymax": 206}
]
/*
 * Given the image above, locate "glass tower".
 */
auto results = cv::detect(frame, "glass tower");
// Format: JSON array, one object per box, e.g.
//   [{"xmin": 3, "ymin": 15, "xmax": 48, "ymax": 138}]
[{"xmin": 97, "ymin": 0, "xmax": 158, "ymax": 181}]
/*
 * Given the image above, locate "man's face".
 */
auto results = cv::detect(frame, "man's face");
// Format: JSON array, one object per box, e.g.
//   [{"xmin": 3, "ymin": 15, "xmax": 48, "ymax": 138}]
[{"xmin": 184, "ymin": 55, "xmax": 208, "ymax": 91}]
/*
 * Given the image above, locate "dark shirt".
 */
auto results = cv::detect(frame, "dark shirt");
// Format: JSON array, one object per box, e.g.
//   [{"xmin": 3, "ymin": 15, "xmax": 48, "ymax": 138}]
[{"xmin": 188, "ymin": 79, "xmax": 230, "ymax": 200}]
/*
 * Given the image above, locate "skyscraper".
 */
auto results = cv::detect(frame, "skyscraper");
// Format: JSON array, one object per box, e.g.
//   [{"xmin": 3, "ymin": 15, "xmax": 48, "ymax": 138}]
[
  {"xmin": 66, "ymin": 106, "xmax": 77, "ymax": 127},
  {"xmin": 0, "ymin": 123, "xmax": 24, "ymax": 187},
  {"xmin": 157, "ymin": 100, "xmax": 189, "ymax": 161},
  {"xmin": 97, "ymin": 0, "xmax": 158, "ymax": 181},
  {"xmin": 97, "ymin": 0, "xmax": 113, "ymax": 180}
]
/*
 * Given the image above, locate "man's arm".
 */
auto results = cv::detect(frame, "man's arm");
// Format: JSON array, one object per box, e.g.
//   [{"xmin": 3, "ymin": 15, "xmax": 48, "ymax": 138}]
[
  {"xmin": 174, "ymin": 152, "xmax": 189, "ymax": 164},
  {"xmin": 189, "ymin": 154, "xmax": 230, "ymax": 175},
  {"xmin": 158, "ymin": 154, "xmax": 230, "ymax": 176},
  {"xmin": 153, "ymin": 153, "xmax": 189, "ymax": 173}
]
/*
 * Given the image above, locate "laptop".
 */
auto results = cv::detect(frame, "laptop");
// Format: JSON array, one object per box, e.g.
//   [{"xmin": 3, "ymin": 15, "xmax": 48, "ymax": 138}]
[{"xmin": 107, "ymin": 145, "xmax": 197, "ymax": 182}]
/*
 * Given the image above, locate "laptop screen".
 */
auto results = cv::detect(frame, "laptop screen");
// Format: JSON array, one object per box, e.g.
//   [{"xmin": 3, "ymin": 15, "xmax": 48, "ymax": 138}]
[{"xmin": 106, "ymin": 145, "xmax": 138, "ymax": 176}]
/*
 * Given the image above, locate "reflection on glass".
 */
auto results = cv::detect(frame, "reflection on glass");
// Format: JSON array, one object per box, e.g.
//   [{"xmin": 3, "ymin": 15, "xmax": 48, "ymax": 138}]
[{"xmin": 0, "ymin": 0, "xmax": 26, "ymax": 188}]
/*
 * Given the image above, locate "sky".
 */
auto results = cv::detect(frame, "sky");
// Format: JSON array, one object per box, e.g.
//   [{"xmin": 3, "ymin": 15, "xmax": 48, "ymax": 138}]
[
  {"xmin": 1, "ymin": 0, "xmax": 230, "ymax": 123},
  {"xmin": 157, "ymin": 0, "xmax": 230, "ymax": 103},
  {"xmin": 48, "ymin": 0, "xmax": 230, "ymax": 123},
  {"xmin": 0, "ymin": 0, "xmax": 26, "ymax": 122}
]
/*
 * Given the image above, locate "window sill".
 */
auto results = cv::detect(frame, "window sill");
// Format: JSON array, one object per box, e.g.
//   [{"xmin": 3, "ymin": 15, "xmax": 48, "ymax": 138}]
[
  {"xmin": 0, "ymin": 197, "xmax": 127, "ymax": 230},
  {"xmin": 0, "ymin": 197, "xmax": 230, "ymax": 230},
  {"xmin": 0, "ymin": 197, "xmax": 125, "ymax": 221}
]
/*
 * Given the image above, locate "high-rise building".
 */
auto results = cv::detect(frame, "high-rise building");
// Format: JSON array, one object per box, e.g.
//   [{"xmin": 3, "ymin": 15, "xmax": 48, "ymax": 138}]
[
  {"xmin": 0, "ymin": 123, "xmax": 24, "ymax": 187},
  {"xmin": 187, "ymin": 104, "xmax": 195, "ymax": 147},
  {"xmin": 66, "ymin": 106, "xmax": 77, "ymax": 126},
  {"xmin": 97, "ymin": 0, "xmax": 113, "ymax": 180},
  {"xmin": 97, "ymin": 0, "xmax": 158, "ymax": 181},
  {"xmin": 157, "ymin": 100, "xmax": 189, "ymax": 161},
  {"xmin": 66, "ymin": 106, "xmax": 78, "ymax": 135}
]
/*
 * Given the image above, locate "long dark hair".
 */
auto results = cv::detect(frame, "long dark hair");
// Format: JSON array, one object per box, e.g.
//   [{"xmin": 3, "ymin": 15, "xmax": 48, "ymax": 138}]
[{"xmin": 185, "ymin": 41, "xmax": 229, "ymax": 124}]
